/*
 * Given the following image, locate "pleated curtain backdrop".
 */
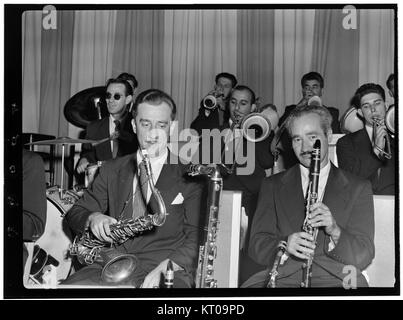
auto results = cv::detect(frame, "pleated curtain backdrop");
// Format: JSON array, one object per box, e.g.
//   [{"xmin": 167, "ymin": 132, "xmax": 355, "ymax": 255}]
[{"xmin": 22, "ymin": 8, "xmax": 396, "ymax": 148}]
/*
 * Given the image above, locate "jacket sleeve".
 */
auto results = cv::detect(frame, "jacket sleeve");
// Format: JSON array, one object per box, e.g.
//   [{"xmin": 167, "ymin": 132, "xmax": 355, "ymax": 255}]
[
  {"xmin": 248, "ymin": 178, "xmax": 287, "ymax": 266},
  {"xmin": 167, "ymin": 179, "xmax": 203, "ymax": 274},
  {"xmin": 23, "ymin": 151, "xmax": 47, "ymax": 241},
  {"xmin": 336, "ymin": 134, "xmax": 382, "ymax": 180},
  {"xmin": 65, "ymin": 164, "xmax": 110, "ymax": 235},
  {"xmin": 80, "ymin": 123, "xmax": 97, "ymax": 163},
  {"xmin": 324, "ymin": 179, "xmax": 375, "ymax": 270}
]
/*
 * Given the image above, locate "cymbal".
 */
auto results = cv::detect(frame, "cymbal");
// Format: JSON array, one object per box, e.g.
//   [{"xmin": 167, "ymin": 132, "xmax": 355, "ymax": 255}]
[
  {"xmin": 25, "ymin": 136, "xmax": 98, "ymax": 145},
  {"xmin": 64, "ymin": 86, "xmax": 109, "ymax": 129}
]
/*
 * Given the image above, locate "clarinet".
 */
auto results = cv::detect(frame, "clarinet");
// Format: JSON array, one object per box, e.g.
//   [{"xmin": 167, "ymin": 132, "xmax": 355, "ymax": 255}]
[
  {"xmin": 300, "ymin": 139, "xmax": 321, "ymax": 288},
  {"xmin": 164, "ymin": 260, "xmax": 174, "ymax": 288},
  {"xmin": 266, "ymin": 240, "xmax": 287, "ymax": 288},
  {"xmin": 187, "ymin": 164, "xmax": 222, "ymax": 288}
]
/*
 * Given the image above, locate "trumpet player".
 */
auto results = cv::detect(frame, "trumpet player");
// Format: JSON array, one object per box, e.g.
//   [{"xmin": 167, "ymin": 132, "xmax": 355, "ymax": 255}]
[
  {"xmin": 242, "ymin": 105, "xmax": 374, "ymax": 288},
  {"xmin": 278, "ymin": 72, "xmax": 341, "ymax": 169},
  {"xmin": 190, "ymin": 72, "xmax": 238, "ymax": 135},
  {"xmin": 337, "ymin": 83, "xmax": 395, "ymax": 195},
  {"xmin": 64, "ymin": 89, "xmax": 203, "ymax": 288}
]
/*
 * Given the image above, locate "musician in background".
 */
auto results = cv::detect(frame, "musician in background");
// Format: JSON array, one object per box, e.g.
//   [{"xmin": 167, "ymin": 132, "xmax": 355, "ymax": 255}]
[
  {"xmin": 76, "ymin": 78, "xmax": 138, "ymax": 174},
  {"xmin": 197, "ymin": 84, "xmax": 275, "ymax": 283},
  {"xmin": 23, "ymin": 149, "xmax": 47, "ymax": 269},
  {"xmin": 117, "ymin": 72, "xmax": 138, "ymax": 113},
  {"xmin": 386, "ymin": 73, "xmax": 395, "ymax": 101},
  {"xmin": 190, "ymin": 72, "xmax": 238, "ymax": 135},
  {"xmin": 278, "ymin": 72, "xmax": 341, "ymax": 169},
  {"xmin": 337, "ymin": 83, "xmax": 395, "ymax": 195},
  {"xmin": 64, "ymin": 89, "xmax": 203, "ymax": 288},
  {"xmin": 243, "ymin": 105, "xmax": 374, "ymax": 287}
]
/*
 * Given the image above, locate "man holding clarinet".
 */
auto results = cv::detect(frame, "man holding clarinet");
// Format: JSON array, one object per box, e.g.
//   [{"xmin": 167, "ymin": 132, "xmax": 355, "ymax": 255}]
[{"xmin": 242, "ymin": 105, "xmax": 375, "ymax": 288}]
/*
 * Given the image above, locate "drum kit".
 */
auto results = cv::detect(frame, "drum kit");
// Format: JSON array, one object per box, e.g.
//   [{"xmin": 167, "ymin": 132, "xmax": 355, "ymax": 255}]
[{"xmin": 24, "ymin": 86, "xmax": 109, "ymax": 287}]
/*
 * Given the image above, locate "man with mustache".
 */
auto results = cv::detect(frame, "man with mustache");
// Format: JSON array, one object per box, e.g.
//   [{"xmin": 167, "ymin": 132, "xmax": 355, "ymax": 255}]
[
  {"xmin": 242, "ymin": 104, "xmax": 374, "ymax": 287},
  {"xmin": 337, "ymin": 83, "xmax": 395, "ymax": 195},
  {"xmin": 64, "ymin": 89, "xmax": 203, "ymax": 288},
  {"xmin": 76, "ymin": 78, "xmax": 138, "ymax": 175}
]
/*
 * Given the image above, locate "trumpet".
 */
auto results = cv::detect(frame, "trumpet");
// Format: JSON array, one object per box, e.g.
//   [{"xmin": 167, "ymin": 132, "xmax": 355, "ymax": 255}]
[
  {"xmin": 372, "ymin": 114, "xmax": 392, "ymax": 160},
  {"xmin": 202, "ymin": 91, "xmax": 224, "ymax": 110}
]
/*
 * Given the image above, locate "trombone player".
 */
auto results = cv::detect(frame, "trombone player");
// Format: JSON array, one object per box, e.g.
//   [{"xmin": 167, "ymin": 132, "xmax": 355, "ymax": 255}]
[
  {"xmin": 242, "ymin": 105, "xmax": 374, "ymax": 288},
  {"xmin": 337, "ymin": 83, "xmax": 395, "ymax": 195}
]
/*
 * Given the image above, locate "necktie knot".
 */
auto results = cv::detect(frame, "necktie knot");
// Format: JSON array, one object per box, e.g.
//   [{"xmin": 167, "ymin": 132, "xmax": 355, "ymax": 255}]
[{"xmin": 114, "ymin": 120, "xmax": 121, "ymax": 132}]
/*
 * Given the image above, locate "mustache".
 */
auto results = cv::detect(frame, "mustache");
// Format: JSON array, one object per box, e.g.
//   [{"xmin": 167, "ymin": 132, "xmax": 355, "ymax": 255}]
[{"xmin": 300, "ymin": 151, "xmax": 313, "ymax": 157}]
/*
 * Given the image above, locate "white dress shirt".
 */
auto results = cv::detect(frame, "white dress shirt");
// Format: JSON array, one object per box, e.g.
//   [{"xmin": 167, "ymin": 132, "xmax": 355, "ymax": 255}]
[{"xmin": 133, "ymin": 148, "xmax": 167, "ymax": 204}]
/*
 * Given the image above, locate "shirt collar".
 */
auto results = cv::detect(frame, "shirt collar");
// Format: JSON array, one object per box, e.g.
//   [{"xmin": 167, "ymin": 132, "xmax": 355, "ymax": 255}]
[
  {"xmin": 136, "ymin": 148, "xmax": 168, "ymax": 166},
  {"xmin": 299, "ymin": 159, "xmax": 331, "ymax": 182}
]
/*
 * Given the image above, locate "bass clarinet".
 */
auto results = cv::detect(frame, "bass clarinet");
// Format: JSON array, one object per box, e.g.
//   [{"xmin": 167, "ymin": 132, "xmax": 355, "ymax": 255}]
[{"xmin": 187, "ymin": 164, "xmax": 222, "ymax": 288}]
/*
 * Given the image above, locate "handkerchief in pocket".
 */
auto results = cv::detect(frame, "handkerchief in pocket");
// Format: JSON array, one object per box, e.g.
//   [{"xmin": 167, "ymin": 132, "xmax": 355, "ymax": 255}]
[{"xmin": 171, "ymin": 192, "xmax": 184, "ymax": 205}]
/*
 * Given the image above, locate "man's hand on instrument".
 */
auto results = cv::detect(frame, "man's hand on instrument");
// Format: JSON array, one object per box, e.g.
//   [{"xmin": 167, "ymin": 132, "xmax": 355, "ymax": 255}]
[
  {"xmin": 373, "ymin": 122, "xmax": 388, "ymax": 158},
  {"xmin": 76, "ymin": 157, "xmax": 89, "ymax": 174},
  {"xmin": 87, "ymin": 212, "xmax": 117, "ymax": 243},
  {"xmin": 308, "ymin": 202, "xmax": 341, "ymax": 244},
  {"xmin": 287, "ymin": 232, "xmax": 315, "ymax": 260},
  {"xmin": 295, "ymin": 97, "xmax": 309, "ymax": 108}
]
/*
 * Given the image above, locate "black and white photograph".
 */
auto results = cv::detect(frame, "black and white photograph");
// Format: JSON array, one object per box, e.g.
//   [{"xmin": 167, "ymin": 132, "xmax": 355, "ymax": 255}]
[{"xmin": 2, "ymin": 2, "xmax": 399, "ymax": 304}]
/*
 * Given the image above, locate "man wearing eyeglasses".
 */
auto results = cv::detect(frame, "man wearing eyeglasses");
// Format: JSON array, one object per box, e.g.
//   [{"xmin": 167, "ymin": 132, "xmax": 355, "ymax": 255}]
[{"xmin": 76, "ymin": 78, "xmax": 139, "ymax": 174}]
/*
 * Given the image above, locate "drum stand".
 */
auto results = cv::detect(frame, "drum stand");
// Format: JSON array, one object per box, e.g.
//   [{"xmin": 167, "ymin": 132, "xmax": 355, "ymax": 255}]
[{"xmin": 59, "ymin": 143, "xmax": 66, "ymax": 200}]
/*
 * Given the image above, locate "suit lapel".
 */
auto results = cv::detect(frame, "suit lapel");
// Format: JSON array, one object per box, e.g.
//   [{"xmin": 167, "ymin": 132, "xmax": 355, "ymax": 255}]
[
  {"xmin": 279, "ymin": 165, "xmax": 306, "ymax": 233},
  {"xmin": 114, "ymin": 155, "xmax": 136, "ymax": 219},
  {"xmin": 100, "ymin": 118, "xmax": 113, "ymax": 159},
  {"xmin": 322, "ymin": 164, "xmax": 349, "ymax": 218}
]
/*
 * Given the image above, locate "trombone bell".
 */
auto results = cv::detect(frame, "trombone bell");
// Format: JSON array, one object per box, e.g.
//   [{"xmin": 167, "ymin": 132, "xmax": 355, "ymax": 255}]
[{"xmin": 241, "ymin": 108, "xmax": 279, "ymax": 143}]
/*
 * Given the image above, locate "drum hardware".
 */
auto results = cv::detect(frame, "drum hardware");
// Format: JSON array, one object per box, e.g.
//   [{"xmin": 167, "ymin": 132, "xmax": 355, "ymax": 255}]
[
  {"xmin": 64, "ymin": 86, "xmax": 108, "ymax": 129},
  {"xmin": 25, "ymin": 137, "xmax": 98, "ymax": 199}
]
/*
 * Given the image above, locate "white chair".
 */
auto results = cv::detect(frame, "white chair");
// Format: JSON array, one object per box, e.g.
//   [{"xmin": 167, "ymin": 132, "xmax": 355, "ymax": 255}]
[
  {"xmin": 364, "ymin": 195, "xmax": 395, "ymax": 287},
  {"xmin": 328, "ymin": 133, "xmax": 344, "ymax": 167}
]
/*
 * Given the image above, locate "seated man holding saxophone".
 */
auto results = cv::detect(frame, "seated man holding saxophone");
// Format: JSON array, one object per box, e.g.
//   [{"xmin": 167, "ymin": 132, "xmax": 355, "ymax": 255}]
[
  {"xmin": 337, "ymin": 83, "xmax": 395, "ymax": 195},
  {"xmin": 64, "ymin": 89, "xmax": 203, "ymax": 288},
  {"xmin": 242, "ymin": 105, "xmax": 375, "ymax": 288}
]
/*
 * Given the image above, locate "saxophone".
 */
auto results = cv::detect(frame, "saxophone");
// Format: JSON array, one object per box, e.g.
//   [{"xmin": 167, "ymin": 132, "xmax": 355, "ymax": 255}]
[
  {"xmin": 187, "ymin": 164, "xmax": 222, "ymax": 288},
  {"xmin": 69, "ymin": 149, "xmax": 167, "ymax": 284},
  {"xmin": 266, "ymin": 139, "xmax": 321, "ymax": 288}
]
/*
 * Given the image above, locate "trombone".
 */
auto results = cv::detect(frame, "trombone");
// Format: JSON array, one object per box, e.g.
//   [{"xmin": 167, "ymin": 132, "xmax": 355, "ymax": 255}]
[{"xmin": 372, "ymin": 105, "xmax": 394, "ymax": 160}]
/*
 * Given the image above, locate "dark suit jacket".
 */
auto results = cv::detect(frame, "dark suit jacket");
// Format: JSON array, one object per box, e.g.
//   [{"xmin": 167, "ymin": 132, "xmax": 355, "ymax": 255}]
[
  {"xmin": 248, "ymin": 164, "xmax": 375, "ymax": 283},
  {"xmin": 23, "ymin": 149, "xmax": 47, "ymax": 241},
  {"xmin": 80, "ymin": 114, "xmax": 138, "ymax": 163},
  {"xmin": 197, "ymin": 121, "xmax": 274, "ymax": 216},
  {"xmin": 336, "ymin": 128, "xmax": 395, "ymax": 195},
  {"xmin": 66, "ymin": 153, "xmax": 203, "ymax": 275},
  {"xmin": 278, "ymin": 104, "xmax": 340, "ymax": 169}
]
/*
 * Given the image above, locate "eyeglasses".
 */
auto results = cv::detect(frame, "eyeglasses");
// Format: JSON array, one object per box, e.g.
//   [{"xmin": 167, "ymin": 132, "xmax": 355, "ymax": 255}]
[{"xmin": 106, "ymin": 92, "xmax": 124, "ymax": 100}]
